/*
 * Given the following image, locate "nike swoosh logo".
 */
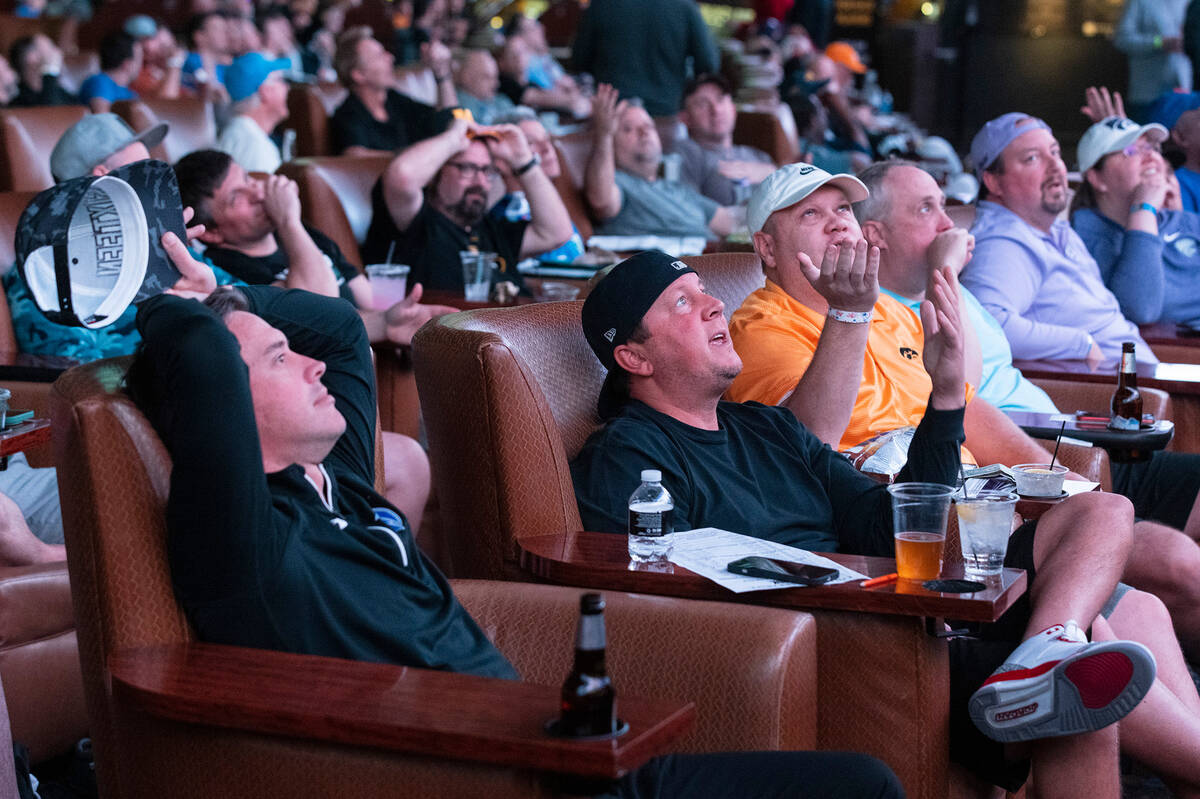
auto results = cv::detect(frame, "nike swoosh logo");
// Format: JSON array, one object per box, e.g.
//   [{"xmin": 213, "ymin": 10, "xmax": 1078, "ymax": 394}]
[{"xmin": 1165, "ymin": 232, "xmax": 1182, "ymax": 242}]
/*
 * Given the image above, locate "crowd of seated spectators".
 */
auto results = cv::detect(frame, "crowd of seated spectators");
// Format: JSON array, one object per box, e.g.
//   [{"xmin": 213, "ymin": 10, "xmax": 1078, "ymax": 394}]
[{"xmin": 10, "ymin": 1, "xmax": 1200, "ymax": 796}]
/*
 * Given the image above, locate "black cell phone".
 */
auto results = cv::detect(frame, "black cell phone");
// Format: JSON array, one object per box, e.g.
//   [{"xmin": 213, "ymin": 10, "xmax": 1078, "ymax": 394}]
[{"xmin": 727, "ymin": 556, "xmax": 839, "ymax": 586}]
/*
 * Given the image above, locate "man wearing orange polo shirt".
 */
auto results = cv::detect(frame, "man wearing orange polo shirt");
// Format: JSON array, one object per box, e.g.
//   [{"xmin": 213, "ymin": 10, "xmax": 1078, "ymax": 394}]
[{"xmin": 728, "ymin": 163, "xmax": 1060, "ymax": 472}]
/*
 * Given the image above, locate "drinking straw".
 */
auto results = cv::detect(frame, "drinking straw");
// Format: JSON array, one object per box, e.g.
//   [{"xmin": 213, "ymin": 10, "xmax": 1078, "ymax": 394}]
[
  {"xmin": 385, "ymin": 241, "xmax": 396, "ymax": 266},
  {"xmin": 1049, "ymin": 420, "xmax": 1067, "ymax": 470}
]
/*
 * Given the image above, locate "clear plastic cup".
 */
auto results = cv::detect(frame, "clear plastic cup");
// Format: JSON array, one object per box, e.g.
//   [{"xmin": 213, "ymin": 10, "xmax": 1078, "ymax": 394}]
[
  {"xmin": 1012, "ymin": 463, "xmax": 1068, "ymax": 498},
  {"xmin": 955, "ymin": 490, "xmax": 1018, "ymax": 576},
  {"xmin": 887, "ymin": 482, "xmax": 954, "ymax": 581},
  {"xmin": 460, "ymin": 251, "xmax": 495, "ymax": 302},
  {"xmin": 365, "ymin": 264, "xmax": 410, "ymax": 310}
]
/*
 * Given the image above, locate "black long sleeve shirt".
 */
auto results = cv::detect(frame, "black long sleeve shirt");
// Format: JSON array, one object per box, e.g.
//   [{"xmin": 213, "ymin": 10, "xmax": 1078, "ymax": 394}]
[{"xmin": 131, "ymin": 288, "xmax": 516, "ymax": 678}]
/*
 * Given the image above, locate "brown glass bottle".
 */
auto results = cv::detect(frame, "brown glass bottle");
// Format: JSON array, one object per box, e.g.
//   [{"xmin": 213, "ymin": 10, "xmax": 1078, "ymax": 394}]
[
  {"xmin": 1110, "ymin": 341, "xmax": 1142, "ymax": 432},
  {"xmin": 559, "ymin": 593, "xmax": 616, "ymax": 737}
]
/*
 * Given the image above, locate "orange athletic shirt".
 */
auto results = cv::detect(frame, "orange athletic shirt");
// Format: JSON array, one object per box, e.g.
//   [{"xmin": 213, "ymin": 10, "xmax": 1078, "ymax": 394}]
[{"xmin": 727, "ymin": 280, "xmax": 976, "ymax": 459}]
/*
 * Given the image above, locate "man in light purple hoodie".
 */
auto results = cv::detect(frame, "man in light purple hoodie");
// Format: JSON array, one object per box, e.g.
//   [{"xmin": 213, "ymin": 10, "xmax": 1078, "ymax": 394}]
[{"xmin": 960, "ymin": 112, "xmax": 1157, "ymax": 368}]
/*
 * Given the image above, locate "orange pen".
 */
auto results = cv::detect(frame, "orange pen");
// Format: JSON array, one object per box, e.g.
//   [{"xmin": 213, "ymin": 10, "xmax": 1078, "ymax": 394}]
[{"xmin": 861, "ymin": 573, "xmax": 899, "ymax": 589}]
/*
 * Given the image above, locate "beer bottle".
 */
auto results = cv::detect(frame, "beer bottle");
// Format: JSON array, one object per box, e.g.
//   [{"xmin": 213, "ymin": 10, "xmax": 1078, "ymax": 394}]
[
  {"xmin": 1110, "ymin": 341, "xmax": 1142, "ymax": 432},
  {"xmin": 559, "ymin": 593, "xmax": 616, "ymax": 737}
]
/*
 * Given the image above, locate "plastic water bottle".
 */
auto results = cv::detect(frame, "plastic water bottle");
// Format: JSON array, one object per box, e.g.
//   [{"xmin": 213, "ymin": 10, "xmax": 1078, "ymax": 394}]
[{"xmin": 628, "ymin": 469, "xmax": 674, "ymax": 563}]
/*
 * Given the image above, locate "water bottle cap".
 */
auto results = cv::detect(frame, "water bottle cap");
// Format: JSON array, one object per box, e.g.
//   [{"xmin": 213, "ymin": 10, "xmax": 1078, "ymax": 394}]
[{"xmin": 640, "ymin": 469, "xmax": 661, "ymax": 482}]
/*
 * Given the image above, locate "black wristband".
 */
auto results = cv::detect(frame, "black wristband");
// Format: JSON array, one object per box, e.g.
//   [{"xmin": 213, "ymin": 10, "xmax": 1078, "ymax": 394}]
[{"xmin": 513, "ymin": 154, "xmax": 541, "ymax": 176}]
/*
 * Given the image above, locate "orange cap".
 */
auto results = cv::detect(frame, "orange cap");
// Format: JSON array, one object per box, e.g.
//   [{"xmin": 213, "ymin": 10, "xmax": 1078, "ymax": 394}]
[{"xmin": 825, "ymin": 41, "xmax": 867, "ymax": 74}]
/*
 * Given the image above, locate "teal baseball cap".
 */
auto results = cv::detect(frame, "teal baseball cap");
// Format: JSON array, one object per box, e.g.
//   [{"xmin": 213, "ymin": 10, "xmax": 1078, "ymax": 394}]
[{"xmin": 224, "ymin": 52, "xmax": 290, "ymax": 103}]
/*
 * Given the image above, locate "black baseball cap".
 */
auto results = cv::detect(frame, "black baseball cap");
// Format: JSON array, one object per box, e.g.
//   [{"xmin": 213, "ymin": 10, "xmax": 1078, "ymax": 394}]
[{"xmin": 582, "ymin": 250, "xmax": 696, "ymax": 418}]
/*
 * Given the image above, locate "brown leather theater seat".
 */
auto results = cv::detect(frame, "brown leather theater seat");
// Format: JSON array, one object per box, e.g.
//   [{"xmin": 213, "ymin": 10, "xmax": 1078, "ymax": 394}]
[
  {"xmin": 732, "ymin": 109, "xmax": 798, "ymax": 165},
  {"xmin": 51, "ymin": 355, "xmax": 821, "ymax": 799},
  {"xmin": 277, "ymin": 155, "xmax": 391, "ymax": 268},
  {"xmin": 0, "ymin": 105, "xmax": 89, "ymax": 191},
  {"xmin": 112, "ymin": 98, "xmax": 216, "ymax": 165},
  {"xmin": 550, "ymin": 140, "xmax": 593, "ymax": 241},
  {"xmin": 287, "ymin": 83, "xmax": 346, "ymax": 158}
]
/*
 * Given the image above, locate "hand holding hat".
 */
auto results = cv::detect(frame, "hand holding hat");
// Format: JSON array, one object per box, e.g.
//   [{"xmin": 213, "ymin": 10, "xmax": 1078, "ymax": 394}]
[{"xmin": 162, "ymin": 231, "xmax": 216, "ymax": 302}]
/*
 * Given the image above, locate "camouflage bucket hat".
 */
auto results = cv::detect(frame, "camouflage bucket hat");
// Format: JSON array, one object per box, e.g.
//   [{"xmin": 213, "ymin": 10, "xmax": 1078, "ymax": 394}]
[{"xmin": 15, "ymin": 159, "xmax": 187, "ymax": 329}]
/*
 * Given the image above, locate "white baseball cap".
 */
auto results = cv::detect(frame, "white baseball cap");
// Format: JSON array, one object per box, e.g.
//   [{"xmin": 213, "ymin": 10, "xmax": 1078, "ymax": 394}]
[
  {"xmin": 1077, "ymin": 116, "xmax": 1168, "ymax": 174},
  {"xmin": 747, "ymin": 163, "xmax": 868, "ymax": 234}
]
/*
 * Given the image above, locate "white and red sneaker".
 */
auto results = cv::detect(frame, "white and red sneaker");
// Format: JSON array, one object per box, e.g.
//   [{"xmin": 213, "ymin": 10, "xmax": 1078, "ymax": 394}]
[{"xmin": 969, "ymin": 621, "xmax": 1156, "ymax": 743}]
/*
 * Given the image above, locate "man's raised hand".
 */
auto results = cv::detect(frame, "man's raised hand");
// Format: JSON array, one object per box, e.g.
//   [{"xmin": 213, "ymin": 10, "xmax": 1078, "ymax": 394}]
[
  {"xmin": 797, "ymin": 238, "xmax": 879, "ymax": 314},
  {"xmin": 920, "ymin": 266, "xmax": 966, "ymax": 410}
]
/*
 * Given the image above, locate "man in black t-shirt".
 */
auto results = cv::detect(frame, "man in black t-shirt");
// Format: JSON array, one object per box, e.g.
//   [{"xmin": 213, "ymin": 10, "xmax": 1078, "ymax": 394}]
[
  {"xmin": 177, "ymin": 149, "xmax": 366, "ymax": 304},
  {"xmin": 175, "ymin": 148, "xmax": 456, "ymax": 531},
  {"xmin": 569, "ymin": 250, "xmax": 1200, "ymax": 797},
  {"xmin": 364, "ymin": 115, "xmax": 573, "ymax": 293},
  {"xmin": 330, "ymin": 26, "xmax": 454, "ymax": 157}
]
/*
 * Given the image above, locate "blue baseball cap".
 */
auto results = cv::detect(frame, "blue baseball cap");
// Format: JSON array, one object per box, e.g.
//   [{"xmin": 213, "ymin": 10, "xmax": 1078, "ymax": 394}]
[
  {"xmin": 224, "ymin": 52, "xmax": 290, "ymax": 103},
  {"xmin": 969, "ymin": 112, "xmax": 1052, "ymax": 177}
]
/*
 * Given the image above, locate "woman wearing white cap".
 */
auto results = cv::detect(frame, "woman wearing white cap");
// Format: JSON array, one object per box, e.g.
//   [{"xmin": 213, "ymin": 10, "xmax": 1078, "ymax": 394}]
[{"xmin": 1072, "ymin": 115, "xmax": 1200, "ymax": 328}]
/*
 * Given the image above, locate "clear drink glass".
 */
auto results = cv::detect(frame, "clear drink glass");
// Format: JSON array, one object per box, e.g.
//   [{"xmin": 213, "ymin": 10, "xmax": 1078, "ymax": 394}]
[
  {"xmin": 955, "ymin": 490, "xmax": 1018, "ymax": 576},
  {"xmin": 887, "ymin": 482, "xmax": 954, "ymax": 581},
  {"xmin": 365, "ymin": 264, "xmax": 410, "ymax": 310}
]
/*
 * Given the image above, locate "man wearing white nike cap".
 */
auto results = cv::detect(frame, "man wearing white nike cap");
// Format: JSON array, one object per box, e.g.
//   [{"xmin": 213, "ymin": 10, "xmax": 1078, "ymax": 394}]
[{"xmin": 1072, "ymin": 115, "xmax": 1200, "ymax": 327}]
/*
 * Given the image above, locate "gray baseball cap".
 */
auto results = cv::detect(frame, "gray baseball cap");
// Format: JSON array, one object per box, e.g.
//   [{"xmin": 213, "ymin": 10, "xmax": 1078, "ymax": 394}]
[
  {"xmin": 968, "ymin": 112, "xmax": 1051, "ymax": 178},
  {"xmin": 50, "ymin": 113, "xmax": 169, "ymax": 183}
]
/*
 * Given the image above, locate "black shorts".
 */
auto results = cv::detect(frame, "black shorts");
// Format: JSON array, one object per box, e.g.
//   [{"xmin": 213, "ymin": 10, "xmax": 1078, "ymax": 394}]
[{"xmin": 1111, "ymin": 450, "xmax": 1200, "ymax": 529}]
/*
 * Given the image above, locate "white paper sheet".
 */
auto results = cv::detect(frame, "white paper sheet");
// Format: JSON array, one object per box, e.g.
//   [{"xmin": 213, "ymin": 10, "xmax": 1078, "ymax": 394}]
[
  {"xmin": 1063, "ymin": 479, "xmax": 1100, "ymax": 496},
  {"xmin": 668, "ymin": 527, "xmax": 867, "ymax": 593}
]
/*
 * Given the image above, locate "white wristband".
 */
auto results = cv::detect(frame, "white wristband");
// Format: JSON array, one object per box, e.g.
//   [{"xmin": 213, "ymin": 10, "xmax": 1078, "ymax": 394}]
[{"xmin": 827, "ymin": 308, "xmax": 872, "ymax": 324}]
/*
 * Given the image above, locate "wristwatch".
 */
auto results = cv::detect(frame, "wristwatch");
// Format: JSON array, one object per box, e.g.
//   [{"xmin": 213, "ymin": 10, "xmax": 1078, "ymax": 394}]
[{"xmin": 513, "ymin": 154, "xmax": 541, "ymax": 176}]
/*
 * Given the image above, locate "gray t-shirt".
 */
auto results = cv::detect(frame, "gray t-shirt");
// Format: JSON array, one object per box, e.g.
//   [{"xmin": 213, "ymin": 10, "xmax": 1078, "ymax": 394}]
[
  {"xmin": 596, "ymin": 169, "xmax": 720, "ymax": 238},
  {"xmin": 672, "ymin": 137, "xmax": 773, "ymax": 205}
]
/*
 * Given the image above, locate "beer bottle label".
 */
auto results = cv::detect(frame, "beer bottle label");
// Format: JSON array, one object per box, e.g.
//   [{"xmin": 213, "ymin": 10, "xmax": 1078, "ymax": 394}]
[{"xmin": 628, "ymin": 507, "xmax": 674, "ymax": 538}]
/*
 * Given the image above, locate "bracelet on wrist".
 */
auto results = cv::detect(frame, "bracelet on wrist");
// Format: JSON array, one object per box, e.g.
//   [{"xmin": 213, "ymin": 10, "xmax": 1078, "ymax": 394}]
[
  {"xmin": 1131, "ymin": 201, "xmax": 1158, "ymax": 217},
  {"xmin": 513, "ymin": 154, "xmax": 541, "ymax": 176},
  {"xmin": 827, "ymin": 308, "xmax": 872, "ymax": 324}
]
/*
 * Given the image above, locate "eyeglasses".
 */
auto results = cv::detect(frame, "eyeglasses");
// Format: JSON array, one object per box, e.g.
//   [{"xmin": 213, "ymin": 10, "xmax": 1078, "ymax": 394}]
[
  {"xmin": 445, "ymin": 161, "xmax": 499, "ymax": 180},
  {"xmin": 1121, "ymin": 141, "xmax": 1161, "ymax": 158}
]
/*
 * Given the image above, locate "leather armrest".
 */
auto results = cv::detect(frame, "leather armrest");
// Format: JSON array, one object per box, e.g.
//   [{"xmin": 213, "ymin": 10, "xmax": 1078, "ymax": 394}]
[
  {"xmin": 0, "ymin": 561, "xmax": 87, "ymax": 762},
  {"xmin": 452, "ymin": 579, "xmax": 819, "ymax": 754},
  {"xmin": 0, "ymin": 562, "xmax": 73, "ymax": 643}
]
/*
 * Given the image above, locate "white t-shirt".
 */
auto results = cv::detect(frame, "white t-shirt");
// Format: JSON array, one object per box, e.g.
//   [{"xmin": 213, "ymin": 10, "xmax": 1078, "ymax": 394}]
[{"xmin": 216, "ymin": 115, "xmax": 282, "ymax": 173}]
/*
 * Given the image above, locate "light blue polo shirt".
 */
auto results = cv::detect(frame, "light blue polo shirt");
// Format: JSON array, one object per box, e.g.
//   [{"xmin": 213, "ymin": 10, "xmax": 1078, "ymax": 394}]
[{"xmin": 880, "ymin": 285, "xmax": 1058, "ymax": 414}]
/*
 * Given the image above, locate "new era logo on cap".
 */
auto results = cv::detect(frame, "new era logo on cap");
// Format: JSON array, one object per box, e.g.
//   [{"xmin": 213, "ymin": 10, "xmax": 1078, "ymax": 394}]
[
  {"xmin": 671, "ymin": 260, "xmax": 688, "ymax": 270},
  {"xmin": 604, "ymin": 328, "xmax": 616, "ymax": 342}
]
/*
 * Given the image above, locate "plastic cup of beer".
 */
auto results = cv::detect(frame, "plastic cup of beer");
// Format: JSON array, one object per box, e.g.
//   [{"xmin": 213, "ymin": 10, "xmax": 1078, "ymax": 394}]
[
  {"xmin": 459, "ymin": 251, "xmax": 494, "ymax": 302},
  {"xmin": 887, "ymin": 482, "xmax": 954, "ymax": 581},
  {"xmin": 365, "ymin": 264, "xmax": 410, "ymax": 310},
  {"xmin": 955, "ymin": 490, "xmax": 1018, "ymax": 576},
  {"xmin": 1012, "ymin": 463, "xmax": 1068, "ymax": 498}
]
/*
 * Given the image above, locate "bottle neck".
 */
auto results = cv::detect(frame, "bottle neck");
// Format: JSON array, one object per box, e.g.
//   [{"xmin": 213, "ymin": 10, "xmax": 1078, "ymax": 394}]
[
  {"xmin": 573, "ymin": 612, "xmax": 607, "ymax": 673},
  {"xmin": 1120, "ymin": 350, "xmax": 1136, "ymax": 375}
]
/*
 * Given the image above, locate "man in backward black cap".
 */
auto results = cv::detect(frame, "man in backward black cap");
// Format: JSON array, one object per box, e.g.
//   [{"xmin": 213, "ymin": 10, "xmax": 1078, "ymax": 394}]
[{"xmin": 570, "ymin": 250, "xmax": 1172, "ymax": 798}]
